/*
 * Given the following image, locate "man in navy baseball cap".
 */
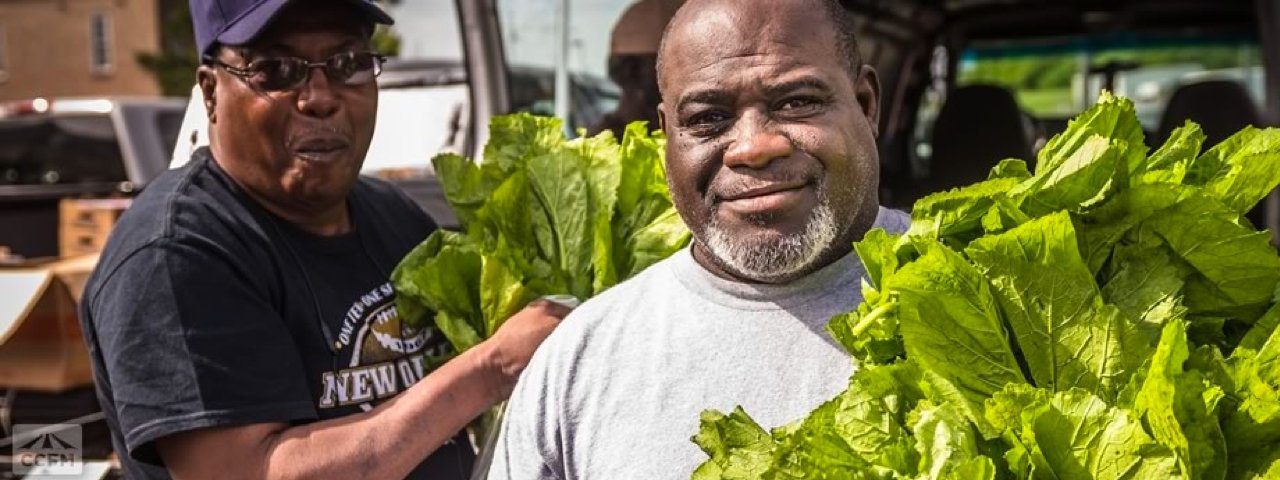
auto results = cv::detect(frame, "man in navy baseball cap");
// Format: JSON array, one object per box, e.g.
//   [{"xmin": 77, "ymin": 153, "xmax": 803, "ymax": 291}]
[{"xmin": 80, "ymin": 1, "xmax": 570, "ymax": 479}]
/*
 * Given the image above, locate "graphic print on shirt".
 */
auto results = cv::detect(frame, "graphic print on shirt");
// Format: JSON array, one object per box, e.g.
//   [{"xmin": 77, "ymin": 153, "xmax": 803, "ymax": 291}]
[{"xmin": 317, "ymin": 281, "xmax": 449, "ymax": 411}]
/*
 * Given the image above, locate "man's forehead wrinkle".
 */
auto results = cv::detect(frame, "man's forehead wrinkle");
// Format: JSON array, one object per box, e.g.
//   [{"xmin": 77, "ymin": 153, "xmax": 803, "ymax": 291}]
[{"xmin": 670, "ymin": 52, "xmax": 830, "ymax": 108}]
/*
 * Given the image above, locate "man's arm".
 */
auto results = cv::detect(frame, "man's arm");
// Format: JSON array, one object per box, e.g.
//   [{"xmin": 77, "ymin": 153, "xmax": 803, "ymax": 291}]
[{"xmin": 156, "ymin": 300, "xmax": 569, "ymax": 480}]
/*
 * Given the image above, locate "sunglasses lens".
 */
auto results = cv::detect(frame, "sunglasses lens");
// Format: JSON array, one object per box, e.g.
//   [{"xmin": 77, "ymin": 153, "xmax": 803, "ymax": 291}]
[
  {"xmin": 238, "ymin": 53, "xmax": 381, "ymax": 91},
  {"xmin": 251, "ymin": 58, "xmax": 307, "ymax": 91},
  {"xmin": 330, "ymin": 52, "xmax": 380, "ymax": 86}
]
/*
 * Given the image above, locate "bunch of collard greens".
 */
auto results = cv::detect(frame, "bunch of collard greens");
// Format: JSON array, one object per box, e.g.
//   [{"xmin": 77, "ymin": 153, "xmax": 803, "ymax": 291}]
[
  {"xmin": 693, "ymin": 93, "xmax": 1280, "ymax": 480},
  {"xmin": 393, "ymin": 113, "xmax": 690, "ymax": 352}
]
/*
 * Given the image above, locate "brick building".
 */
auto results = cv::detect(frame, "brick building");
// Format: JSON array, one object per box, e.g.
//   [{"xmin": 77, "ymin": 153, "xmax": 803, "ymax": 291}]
[{"xmin": 0, "ymin": 0, "xmax": 161, "ymax": 101}]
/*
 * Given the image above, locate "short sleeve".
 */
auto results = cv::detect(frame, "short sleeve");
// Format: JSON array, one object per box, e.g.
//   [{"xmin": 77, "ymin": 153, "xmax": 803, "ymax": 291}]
[
  {"xmin": 486, "ymin": 342, "xmax": 568, "ymax": 480},
  {"xmin": 86, "ymin": 236, "xmax": 317, "ymax": 464}
]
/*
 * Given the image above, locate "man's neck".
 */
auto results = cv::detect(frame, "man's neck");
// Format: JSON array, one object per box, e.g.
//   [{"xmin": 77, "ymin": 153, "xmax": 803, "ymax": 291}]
[
  {"xmin": 262, "ymin": 200, "xmax": 352, "ymax": 236},
  {"xmin": 207, "ymin": 148, "xmax": 352, "ymax": 236},
  {"xmin": 689, "ymin": 241, "xmax": 855, "ymax": 285}
]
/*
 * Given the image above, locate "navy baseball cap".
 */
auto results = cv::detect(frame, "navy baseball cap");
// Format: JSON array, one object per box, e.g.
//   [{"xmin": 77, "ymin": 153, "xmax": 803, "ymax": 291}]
[{"xmin": 190, "ymin": 0, "xmax": 394, "ymax": 55}]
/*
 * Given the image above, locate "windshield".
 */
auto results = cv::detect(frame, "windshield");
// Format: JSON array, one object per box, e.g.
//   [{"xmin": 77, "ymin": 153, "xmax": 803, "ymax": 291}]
[
  {"xmin": 0, "ymin": 114, "xmax": 126, "ymax": 186},
  {"xmin": 956, "ymin": 36, "xmax": 1264, "ymax": 129}
]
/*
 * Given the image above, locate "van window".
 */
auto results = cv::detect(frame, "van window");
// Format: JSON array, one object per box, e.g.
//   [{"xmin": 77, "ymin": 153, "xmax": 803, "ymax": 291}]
[
  {"xmin": 912, "ymin": 35, "xmax": 1265, "ymax": 177},
  {"xmin": 956, "ymin": 37, "xmax": 1264, "ymax": 129}
]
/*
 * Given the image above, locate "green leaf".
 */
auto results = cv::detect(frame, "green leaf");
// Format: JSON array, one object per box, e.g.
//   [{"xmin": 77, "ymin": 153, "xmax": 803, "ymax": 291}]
[
  {"xmin": 434, "ymin": 310, "xmax": 483, "ymax": 353},
  {"xmin": 432, "ymin": 153, "xmax": 492, "ymax": 226},
  {"xmin": 887, "ymin": 241, "xmax": 1027, "ymax": 434},
  {"xmin": 478, "ymin": 256, "xmax": 533, "ymax": 337},
  {"xmin": 826, "ymin": 287, "xmax": 904, "ymax": 364},
  {"xmin": 526, "ymin": 151, "xmax": 596, "ymax": 300},
  {"xmin": 1073, "ymin": 183, "xmax": 1197, "ymax": 275},
  {"xmin": 988, "ymin": 158, "xmax": 1033, "ymax": 181},
  {"xmin": 1017, "ymin": 387, "xmax": 1182, "ymax": 480},
  {"xmin": 626, "ymin": 208, "xmax": 691, "ymax": 278},
  {"xmin": 1014, "ymin": 134, "xmax": 1129, "ymax": 216},
  {"xmin": 614, "ymin": 124, "xmax": 688, "ymax": 278},
  {"xmin": 910, "ymin": 400, "xmax": 992, "ymax": 480},
  {"xmin": 906, "ymin": 177, "xmax": 1026, "ymax": 248},
  {"xmin": 1144, "ymin": 193, "xmax": 1280, "ymax": 316},
  {"xmin": 1135, "ymin": 121, "xmax": 1204, "ymax": 186},
  {"xmin": 1241, "ymin": 303, "xmax": 1280, "ymax": 351},
  {"xmin": 574, "ymin": 133, "xmax": 623, "ymax": 294},
  {"xmin": 692, "ymin": 408, "xmax": 777, "ymax": 480},
  {"xmin": 615, "ymin": 122, "xmax": 669, "ymax": 227},
  {"xmin": 1220, "ymin": 345, "xmax": 1280, "ymax": 479},
  {"xmin": 854, "ymin": 229, "xmax": 902, "ymax": 291},
  {"xmin": 1188, "ymin": 127, "xmax": 1280, "ymax": 215},
  {"xmin": 1246, "ymin": 450, "xmax": 1280, "ymax": 480},
  {"xmin": 1035, "ymin": 91, "xmax": 1148, "ymax": 178},
  {"xmin": 1099, "ymin": 242, "xmax": 1187, "ymax": 326},
  {"xmin": 765, "ymin": 362, "xmax": 926, "ymax": 479},
  {"xmin": 482, "ymin": 113, "xmax": 566, "ymax": 175},
  {"xmin": 477, "ymin": 171, "xmax": 536, "ymax": 270},
  {"xmin": 1129, "ymin": 319, "xmax": 1228, "ymax": 480},
  {"xmin": 391, "ymin": 231, "xmax": 482, "ymax": 333},
  {"xmin": 965, "ymin": 212, "xmax": 1138, "ymax": 398}
]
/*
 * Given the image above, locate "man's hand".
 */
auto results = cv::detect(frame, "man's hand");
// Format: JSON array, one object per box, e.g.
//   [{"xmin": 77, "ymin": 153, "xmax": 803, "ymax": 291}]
[{"xmin": 476, "ymin": 299, "xmax": 573, "ymax": 399}]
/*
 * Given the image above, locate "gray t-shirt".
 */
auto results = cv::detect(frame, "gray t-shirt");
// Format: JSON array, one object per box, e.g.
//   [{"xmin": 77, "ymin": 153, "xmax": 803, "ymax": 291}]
[{"xmin": 488, "ymin": 208, "xmax": 911, "ymax": 480}]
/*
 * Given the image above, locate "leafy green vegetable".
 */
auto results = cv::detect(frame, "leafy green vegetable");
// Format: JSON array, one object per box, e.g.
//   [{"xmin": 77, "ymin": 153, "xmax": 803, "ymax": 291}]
[
  {"xmin": 693, "ymin": 93, "xmax": 1280, "ymax": 479},
  {"xmin": 393, "ymin": 115, "xmax": 690, "ymax": 353}
]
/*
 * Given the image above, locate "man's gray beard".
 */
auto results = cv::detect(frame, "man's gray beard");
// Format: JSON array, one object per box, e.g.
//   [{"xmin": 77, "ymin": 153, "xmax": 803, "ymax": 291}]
[{"xmin": 700, "ymin": 194, "xmax": 838, "ymax": 283}]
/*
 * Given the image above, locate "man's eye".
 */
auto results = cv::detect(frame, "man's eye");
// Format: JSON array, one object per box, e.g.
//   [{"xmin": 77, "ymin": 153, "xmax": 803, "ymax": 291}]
[
  {"xmin": 778, "ymin": 97, "xmax": 821, "ymax": 111},
  {"xmin": 687, "ymin": 111, "xmax": 729, "ymax": 127}
]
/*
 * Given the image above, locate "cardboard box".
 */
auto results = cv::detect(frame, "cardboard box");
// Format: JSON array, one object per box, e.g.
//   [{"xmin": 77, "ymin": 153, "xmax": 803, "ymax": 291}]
[
  {"xmin": 0, "ymin": 255, "xmax": 98, "ymax": 391},
  {"xmin": 59, "ymin": 199, "xmax": 130, "ymax": 258}
]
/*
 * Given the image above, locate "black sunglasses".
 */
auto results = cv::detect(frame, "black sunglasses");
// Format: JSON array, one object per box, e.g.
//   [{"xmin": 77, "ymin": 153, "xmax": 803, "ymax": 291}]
[{"xmin": 207, "ymin": 51, "xmax": 387, "ymax": 92}]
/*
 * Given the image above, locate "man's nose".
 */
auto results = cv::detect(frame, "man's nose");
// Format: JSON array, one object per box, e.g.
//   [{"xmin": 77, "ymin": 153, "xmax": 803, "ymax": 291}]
[
  {"xmin": 722, "ymin": 110, "xmax": 792, "ymax": 169},
  {"xmin": 297, "ymin": 67, "xmax": 340, "ymax": 118}
]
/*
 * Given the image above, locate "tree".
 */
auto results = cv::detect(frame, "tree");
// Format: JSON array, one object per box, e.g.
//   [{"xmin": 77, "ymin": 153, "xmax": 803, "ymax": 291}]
[
  {"xmin": 137, "ymin": 0, "xmax": 198, "ymax": 97},
  {"xmin": 373, "ymin": 25, "xmax": 402, "ymax": 57}
]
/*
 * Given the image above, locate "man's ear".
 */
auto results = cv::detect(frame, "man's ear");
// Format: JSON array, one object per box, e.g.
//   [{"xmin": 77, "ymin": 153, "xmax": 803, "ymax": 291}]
[
  {"xmin": 854, "ymin": 64, "xmax": 881, "ymax": 138},
  {"xmin": 196, "ymin": 65, "xmax": 218, "ymax": 123},
  {"xmin": 657, "ymin": 103, "xmax": 668, "ymax": 132}
]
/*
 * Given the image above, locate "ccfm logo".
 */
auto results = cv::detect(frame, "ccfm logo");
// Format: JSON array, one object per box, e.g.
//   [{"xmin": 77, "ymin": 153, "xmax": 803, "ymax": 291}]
[{"xmin": 12, "ymin": 424, "xmax": 82, "ymax": 475}]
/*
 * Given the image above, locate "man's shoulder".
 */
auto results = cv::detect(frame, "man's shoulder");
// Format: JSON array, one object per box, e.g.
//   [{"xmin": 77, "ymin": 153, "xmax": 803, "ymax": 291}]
[
  {"xmin": 874, "ymin": 206, "xmax": 912, "ymax": 234},
  {"xmin": 114, "ymin": 151, "xmax": 255, "ymax": 247},
  {"xmin": 539, "ymin": 253, "xmax": 684, "ymax": 349},
  {"xmin": 89, "ymin": 155, "xmax": 270, "ymax": 304},
  {"xmin": 573, "ymin": 253, "xmax": 682, "ymax": 315}
]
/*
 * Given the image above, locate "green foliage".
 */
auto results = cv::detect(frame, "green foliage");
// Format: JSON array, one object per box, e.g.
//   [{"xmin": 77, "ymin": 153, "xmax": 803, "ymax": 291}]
[
  {"xmin": 392, "ymin": 115, "xmax": 690, "ymax": 352},
  {"xmin": 136, "ymin": 0, "xmax": 197, "ymax": 96},
  {"xmin": 371, "ymin": 25, "xmax": 401, "ymax": 57},
  {"xmin": 693, "ymin": 93, "xmax": 1280, "ymax": 479}
]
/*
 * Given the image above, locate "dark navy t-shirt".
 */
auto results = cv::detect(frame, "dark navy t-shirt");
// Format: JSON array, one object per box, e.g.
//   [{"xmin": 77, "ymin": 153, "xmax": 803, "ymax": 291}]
[{"xmin": 80, "ymin": 147, "xmax": 474, "ymax": 479}]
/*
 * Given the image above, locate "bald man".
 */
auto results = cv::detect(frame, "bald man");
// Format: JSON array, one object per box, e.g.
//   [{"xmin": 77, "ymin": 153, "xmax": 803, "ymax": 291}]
[{"xmin": 487, "ymin": 0, "xmax": 909, "ymax": 477}]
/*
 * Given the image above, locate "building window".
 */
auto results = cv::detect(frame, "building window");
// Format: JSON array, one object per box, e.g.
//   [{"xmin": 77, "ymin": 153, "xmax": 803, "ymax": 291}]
[
  {"xmin": 0, "ymin": 25, "xmax": 8, "ymax": 82},
  {"xmin": 90, "ymin": 11, "xmax": 113, "ymax": 74}
]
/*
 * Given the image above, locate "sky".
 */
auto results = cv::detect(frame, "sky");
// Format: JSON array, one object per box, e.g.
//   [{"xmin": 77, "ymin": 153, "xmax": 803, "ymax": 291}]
[{"xmin": 384, "ymin": 0, "xmax": 631, "ymax": 78}]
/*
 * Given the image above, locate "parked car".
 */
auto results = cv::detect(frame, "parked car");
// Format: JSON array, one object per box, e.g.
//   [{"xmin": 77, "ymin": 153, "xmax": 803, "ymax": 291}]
[{"xmin": 0, "ymin": 97, "xmax": 185, "ymax": 259}]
